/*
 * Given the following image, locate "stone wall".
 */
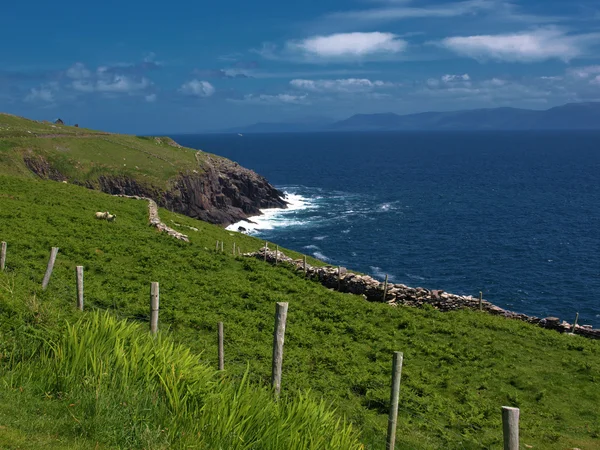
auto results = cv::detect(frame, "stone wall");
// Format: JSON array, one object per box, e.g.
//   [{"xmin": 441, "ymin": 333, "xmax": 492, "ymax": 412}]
[
  {"xmin": 248, "ymin": 247, "xmax": 600, "ymax": 340},
  {"xmin": 115, "ymin": 195, "xmax": 190, "ymax": 242}
]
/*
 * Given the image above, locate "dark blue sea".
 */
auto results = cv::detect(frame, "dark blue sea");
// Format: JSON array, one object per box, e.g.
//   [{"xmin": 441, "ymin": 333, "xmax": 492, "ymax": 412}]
[{"xmin": 173, "ymin": 132, "xmax": 600, "ymax": 327}]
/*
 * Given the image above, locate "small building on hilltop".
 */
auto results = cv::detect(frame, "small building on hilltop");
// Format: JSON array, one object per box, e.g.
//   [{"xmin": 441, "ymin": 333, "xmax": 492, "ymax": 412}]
[{"xmin": 54, "ymin": 118, "xmax": 64, "ymax": 125}]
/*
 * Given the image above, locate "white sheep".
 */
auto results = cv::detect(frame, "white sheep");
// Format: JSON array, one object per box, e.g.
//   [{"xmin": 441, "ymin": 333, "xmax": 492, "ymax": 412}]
[{"xmin": 95, "ymin": 211, "xmax": 116, "ymax": 222}]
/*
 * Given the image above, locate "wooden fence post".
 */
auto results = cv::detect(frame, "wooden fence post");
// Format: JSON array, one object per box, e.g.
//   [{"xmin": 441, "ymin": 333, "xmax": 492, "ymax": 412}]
[
  {"xmin": 218, "ymin": 322, "xmax": 224, "ymax": 371},
  {"xmin": 338, "ymin": 266, "xmax": 343, "ymax": 290},
  {"xmin": 303, "ymin": 255, "xmax": 307, "ymax": 275},
  {"xmin": 0, "ymin": 241, "xmax": 6, "ymax": 271},
  {"xmin": 216, "ymin": 240, "xmax": 219, "ymax": 251},
  {"xmin": 221, "ymin": 241, "xmax": 224, "ymax": 253},
  {"xmin": 42, "ymin": 247, "xmax": 59, "ymax": 290},
  {"xmin": 386, "ymin": 351, "xmax": 404, "ymax": 450},
  {"xmin": 150, "ymin": 282, "xmax": 159, "ymax": 335},
  {"xmin": 272, "ymin": 302, "xmax": 289, "ymax": 398},
  {"xmin": 502, "ymin": 406, "xmax": 519, "ymax": 450},
  {"xmin": 233, "ymin": 242, "xmax": 236, "ymax": 256},
  {"xmin": 479, "ymin": 291, "xmax": 483, "ymax": 311},
  {"xmin": 264, "ymin": 241, "xmax": 268, "ymax": 262},
  {"xmin": 383, "ymin": 274, "xmax": 389, "ymax": 301},
  {"xmin": 76, "ymin": 266, "xmax": 84, "ymax": 311},
  {"xmin": 275, "ymin": 245, "xmax": 279, "ymax": 265},
  {"xmin": 571, "ymin": 312, "xmax": 579, "ymax": 334}
]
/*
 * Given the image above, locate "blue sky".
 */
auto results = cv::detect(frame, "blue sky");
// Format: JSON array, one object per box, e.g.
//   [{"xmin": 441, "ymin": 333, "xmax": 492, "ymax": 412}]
[{"xmin": 3, "ymin": 0, "xmax": 600, "ymax": 133}]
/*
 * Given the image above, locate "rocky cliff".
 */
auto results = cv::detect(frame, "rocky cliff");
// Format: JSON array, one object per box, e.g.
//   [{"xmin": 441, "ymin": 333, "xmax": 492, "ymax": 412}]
[{"xmin": 23, "ymin": 153, "xmax": 287, "ymax": 226}]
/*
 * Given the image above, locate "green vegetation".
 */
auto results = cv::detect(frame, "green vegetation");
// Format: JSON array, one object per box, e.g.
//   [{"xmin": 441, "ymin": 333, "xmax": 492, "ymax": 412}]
[
  {"xmin": 2, "ymin": 309, "xmax": 360, "ymax": 449},
  {"xmin": 1, "ymin": 176, "xmax": 599, "ymax": 449},
  {"xmin": 0, "ymin": 113, "xmax": 217, "ymax": 186},
  {"xmin": 0, "ymin": 113, "xmax": 598, "ymax": 449}
]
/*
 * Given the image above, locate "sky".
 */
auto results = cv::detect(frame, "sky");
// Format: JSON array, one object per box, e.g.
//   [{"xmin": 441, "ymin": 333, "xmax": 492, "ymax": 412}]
[{"xmin": 3, "ymin": 0, "xmax": 600, "ymax": 133}]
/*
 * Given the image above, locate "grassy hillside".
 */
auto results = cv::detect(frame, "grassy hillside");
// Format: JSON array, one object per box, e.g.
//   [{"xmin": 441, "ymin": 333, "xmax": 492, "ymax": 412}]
[
  {"xmin": 0, "ymin": 176, "xmax": 599, "ymax": 449},
  {"xmin": 0, "ymin": 113, "xmax": 215, "ymax": 186}
]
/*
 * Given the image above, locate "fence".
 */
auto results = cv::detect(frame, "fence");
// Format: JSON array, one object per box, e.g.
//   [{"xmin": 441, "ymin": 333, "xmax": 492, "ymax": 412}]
[{"xmin": 0, "ymin": 239, "xmax": 524, "ymax": 449}]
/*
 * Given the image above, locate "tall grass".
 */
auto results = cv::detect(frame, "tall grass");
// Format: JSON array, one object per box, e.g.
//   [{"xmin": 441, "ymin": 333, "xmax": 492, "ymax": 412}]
[
  {"xmin": 3, "ymin": 311, "xmax": 363, "ymax": 449},
  {"xmin": 1, "ymin": 176, "xmax": 599, "ymax": 448}
]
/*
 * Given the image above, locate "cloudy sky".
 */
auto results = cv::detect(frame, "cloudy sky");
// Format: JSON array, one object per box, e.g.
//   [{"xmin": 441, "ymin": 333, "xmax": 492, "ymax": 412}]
[{"xmin": 3, "ymin": 0, "xmax": 600, "ymax": 133}]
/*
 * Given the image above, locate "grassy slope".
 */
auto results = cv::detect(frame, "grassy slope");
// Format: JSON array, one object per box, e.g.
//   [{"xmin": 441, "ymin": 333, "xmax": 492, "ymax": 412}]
[
  {"xmin": 0, "ymin": 176, "xmax": 598, "ymax": 449},
  {"xmin": 0, "ymin": 113, "xmax": 216, "ymax": 186}
]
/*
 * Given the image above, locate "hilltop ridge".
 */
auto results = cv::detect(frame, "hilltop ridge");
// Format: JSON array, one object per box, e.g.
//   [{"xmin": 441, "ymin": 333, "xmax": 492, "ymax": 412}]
[
  {"xmin": 0, "ymin": 113, "xmax": 286, "ymax": 225},
  {"xmin": 219, "ymin": 101, "xmax": 600, "ymax": 133}
]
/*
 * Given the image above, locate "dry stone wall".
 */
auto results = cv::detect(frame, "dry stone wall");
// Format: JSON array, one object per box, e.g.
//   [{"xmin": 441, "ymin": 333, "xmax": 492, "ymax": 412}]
[
  {"xmin": 247, "ymin": 247, "xmax": 600, "ymax": 340},
  {"xmin": 116, "ymin": 195, "xmax": 190, "ymax": 242}
]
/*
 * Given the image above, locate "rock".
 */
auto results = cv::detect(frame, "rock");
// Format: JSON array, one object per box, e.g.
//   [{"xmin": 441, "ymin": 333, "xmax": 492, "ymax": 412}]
[
  {"xmin": 238, "ymin": 226, "xmax": 247, "ymax": 232},
  {"xmin": 26, "ymin": 154, "xmax": 287, "ymax": 226},
  {"xmin": 431, "ymin": 289, "xmax": 444, "ymax": 299}
]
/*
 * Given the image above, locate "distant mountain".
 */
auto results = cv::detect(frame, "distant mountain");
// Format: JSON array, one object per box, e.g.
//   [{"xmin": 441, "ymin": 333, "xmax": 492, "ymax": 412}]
[
  {"xmin": 329, "ymin": 102, "xmax": 600, "ymax": 131},
  {"xmin": 219, "ymin": 102, "xmax": 600, "ymax": 133},
  {"xmin": 220, "ymin": 122, "xmax": 326, "ymax": 134},
  {"xmin": 219, "ymin": 115, "xmax": 334, "ymax": 134}
]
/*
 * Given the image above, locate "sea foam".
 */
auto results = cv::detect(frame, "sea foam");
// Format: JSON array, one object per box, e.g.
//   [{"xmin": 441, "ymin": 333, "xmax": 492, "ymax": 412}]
[{"xmin": 226, "ymin": 192, "xmax": 316, "ymax": 234}]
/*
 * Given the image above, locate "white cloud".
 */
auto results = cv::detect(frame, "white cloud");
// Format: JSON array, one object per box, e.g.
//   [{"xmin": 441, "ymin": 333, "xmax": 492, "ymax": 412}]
[
  {"xmin": 417, "ymin": 76, "xmax": 554, "ymax": 104},
  {"xmin": 71, "ymin": 75, "xmax": 151, "ymax": 93},
  {"xmin": 290, "ymin": 78, "xmax": 394, "ymax": 93},
  {"xmin": 590, "ymin": 76, "xmax": 600, "ymax": 86},
  {"xmin": 428, "ymin": 74, "xmax": 471, "ymax": 88},
  {"xmin": 71, "ymin": 80, "xmax": 95, "ymax": 92},
  {"xmin": 145, "ymin": 94, "xmax": 157, "ymax": 102},
  {"xmin": 230, "ymin": 93, "xmax": 309, "ymax": 105},
  {"xmin": 312, "ymin": 0, "xmax": 564, "ymax": 35},
  {"xmin": 567, "ymin": 65, "xmax": 600, "ymax": 79},
  {"xmin": 96, "ymin": 75, "xmax": 151, "ymax": 93},
  {"xmin": 441, "ymin": 73, "xmax": 470, "ymax": 82},
  {"xmin": 482, "ymin": 77, "xmax": 508, "ymax": 86},
  {"xmin": 179, "ymin": 79, "xmax": 215, "ymax": 97},
  {"xmin": 66, "ymin": 62, "xmax": 91, "ymax": 79},
  {"xmin": 326, "ymin": 0, "xmax": 495, "ymax": 23},
  {"xmin": 24, "ymin": 86, "xmax": 55, "ymax": 103},
  {"xmin": 440, "ymin": 28, "xmax": 599, "ymax": 62},
  {"xmin": 285, "ymin": 32, "xmax": 407, "ymax": 60},
  {"xmin": 69, "ymin": 66, "xmax": 153, "ymax": 95}
]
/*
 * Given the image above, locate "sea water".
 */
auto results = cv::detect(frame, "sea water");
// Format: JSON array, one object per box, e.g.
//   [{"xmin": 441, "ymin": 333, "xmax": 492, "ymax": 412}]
[{"xmin": 173, "ymin": 131, "xmax": 600, "ymax": 326}]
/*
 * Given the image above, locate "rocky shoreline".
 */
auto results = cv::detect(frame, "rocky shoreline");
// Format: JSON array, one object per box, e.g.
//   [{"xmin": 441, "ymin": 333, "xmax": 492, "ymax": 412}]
[
  {"xmin": 23, "ymin": 152, "xmax": 287, "ymax": 227},
  {"xmin": 248, "ymin": 246, "xmax": 600, "ymax": 340}
]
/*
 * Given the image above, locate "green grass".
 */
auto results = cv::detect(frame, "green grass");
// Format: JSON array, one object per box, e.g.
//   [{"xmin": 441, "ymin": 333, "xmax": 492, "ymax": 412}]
[
  {"xmin": 0, "ymin": 113, "xmax": 218, "ymax": 186},
  {"xmin": 0, "ymin": 176, "xmax": 599, "ymax": 449},
  {"xmin": 2, "ymin": 309, "xmax": 361, "ymax": 449}
]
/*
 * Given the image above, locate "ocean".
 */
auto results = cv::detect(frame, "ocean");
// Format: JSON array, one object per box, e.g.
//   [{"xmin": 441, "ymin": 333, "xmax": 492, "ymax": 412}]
[{"xmin": 173, "ymin": 131, "xmax": 600, "ymax": 327}]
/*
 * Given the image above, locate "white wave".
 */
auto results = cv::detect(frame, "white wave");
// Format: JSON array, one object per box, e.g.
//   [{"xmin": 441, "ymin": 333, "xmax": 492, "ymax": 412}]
[
  {"xmin": 341, "ymin": 229, "xmax": 351, "ymax": 234},
  {"xmin": 225, "ymin": 191, "xmax": 317, "ymax": 234},
  {"xmin": 378, "ymin": 201, "xmax": 403, "ymax": 212},
  {"xmin": 313, "ymin": 235, "xmax": 328, "ymax": 241},
  {"xmin": 370, "ymin": 266, "xmax": 393, "ymax": 281},
  {"xmin": 303, "ymin": 244, "xmax": 320, "ymax": 250},
  {"xmin": 406, "ymin": 273, "xmax": 425, "ymax": 281},
  {"xmin": 313, "ymin": 251, "xmax": 330, "ymax": 262}
]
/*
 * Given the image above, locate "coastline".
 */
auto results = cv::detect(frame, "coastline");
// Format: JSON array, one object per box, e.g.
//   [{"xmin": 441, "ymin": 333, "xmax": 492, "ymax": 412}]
[
  {"xmin": 249, "ymin": 246, "xmax": 600, "ymax": 340},
  {"xmin": 225, "ymin": 192, "xmax": 314, "ymax": 233}
]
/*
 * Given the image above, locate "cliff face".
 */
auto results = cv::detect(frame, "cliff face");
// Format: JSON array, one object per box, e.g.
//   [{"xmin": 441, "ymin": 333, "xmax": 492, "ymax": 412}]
[{"xmin": 23, "ymin": 153, "xmax": 287, "ymax": 226}]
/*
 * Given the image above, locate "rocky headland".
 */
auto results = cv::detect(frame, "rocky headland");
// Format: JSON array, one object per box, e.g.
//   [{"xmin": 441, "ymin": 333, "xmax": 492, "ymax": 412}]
[{"xmin": 23, "ymin": 153, "xmax": 287, "ymax": 226}]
